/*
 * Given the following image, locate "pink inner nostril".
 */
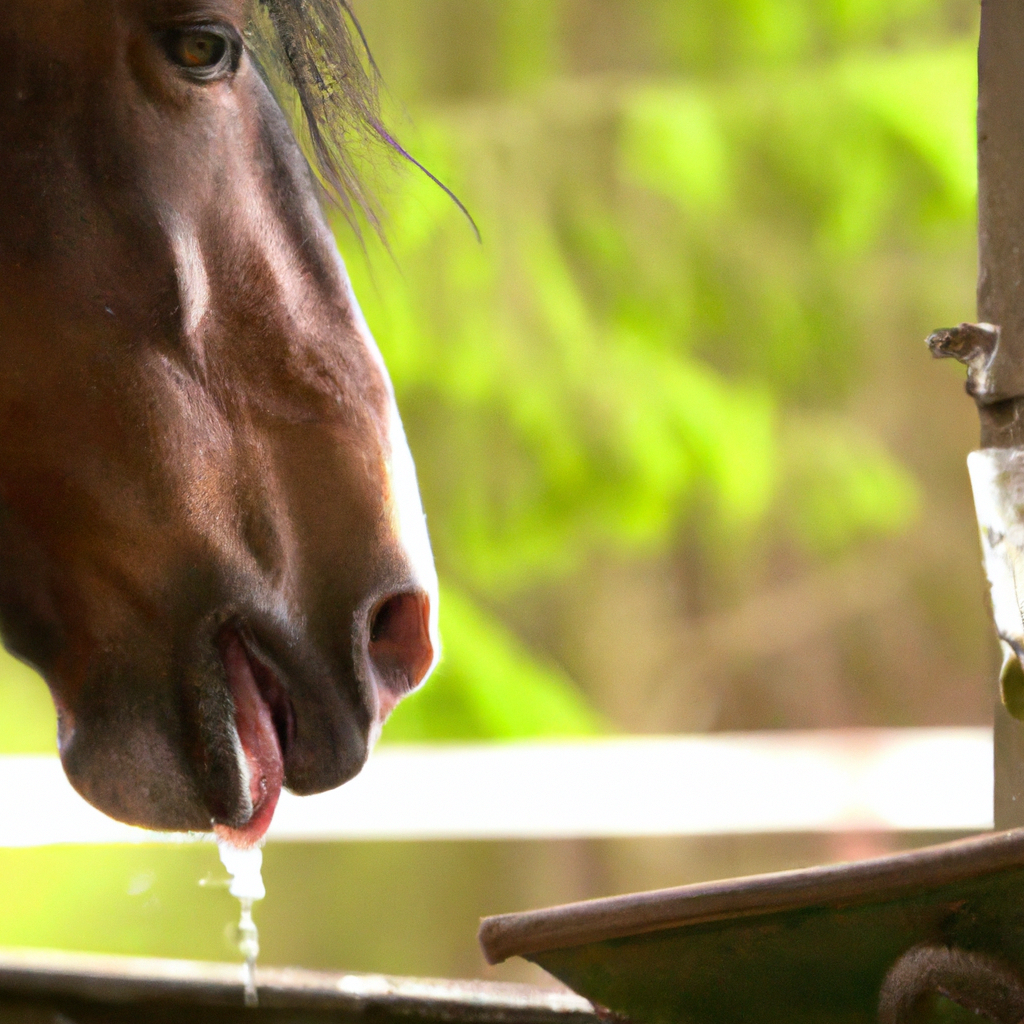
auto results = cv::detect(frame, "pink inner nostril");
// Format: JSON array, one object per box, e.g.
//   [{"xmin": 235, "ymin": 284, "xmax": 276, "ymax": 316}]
[{"xmin": 368, "ymin": 591, "xmax": 433, "ymax": 697}]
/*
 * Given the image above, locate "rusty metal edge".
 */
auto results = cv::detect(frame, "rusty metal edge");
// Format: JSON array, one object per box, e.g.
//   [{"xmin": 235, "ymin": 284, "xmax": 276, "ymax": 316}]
[
  {"xmin": 478, "ymin": 828, "xmax": 1024, "ymax": 965},
  {"xmin": 0, "ymin": 947, "xmax": 596, "ymax": 1020}
]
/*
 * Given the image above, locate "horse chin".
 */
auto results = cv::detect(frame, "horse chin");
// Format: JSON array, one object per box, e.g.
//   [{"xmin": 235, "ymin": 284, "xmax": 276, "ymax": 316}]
[
  {"xmin": 48, "ymin": 608, "xmax": 381, "ymax": 838},
  {"xmin": 58, "ymin": 712, "xmax": 213, "ymax": 834}
]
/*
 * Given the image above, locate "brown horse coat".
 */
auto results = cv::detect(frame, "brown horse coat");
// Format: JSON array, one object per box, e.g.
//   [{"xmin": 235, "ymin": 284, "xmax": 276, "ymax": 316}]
[{"xmin": 0, "ymin": 0, "xmax": 438, "ymax": 843}]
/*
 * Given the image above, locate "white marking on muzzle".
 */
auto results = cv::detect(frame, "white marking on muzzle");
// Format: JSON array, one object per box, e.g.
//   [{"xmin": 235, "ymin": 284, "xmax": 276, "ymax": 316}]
[{"xmin": 343, "ymin": 281, "xmax": 441, "ymax": 681}]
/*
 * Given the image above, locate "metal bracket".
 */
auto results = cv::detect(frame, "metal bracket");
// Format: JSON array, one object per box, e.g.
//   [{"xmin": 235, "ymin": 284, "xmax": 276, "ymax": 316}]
[{"xmin": 928, "ymin": 323, "xmax": 1001, "ymax": 400}]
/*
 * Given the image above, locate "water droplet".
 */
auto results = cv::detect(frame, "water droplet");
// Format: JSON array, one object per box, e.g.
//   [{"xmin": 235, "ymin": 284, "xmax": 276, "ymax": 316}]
[{"xmin": 217, "ymin": 839, "xmax": 265, "ymax": 1007}]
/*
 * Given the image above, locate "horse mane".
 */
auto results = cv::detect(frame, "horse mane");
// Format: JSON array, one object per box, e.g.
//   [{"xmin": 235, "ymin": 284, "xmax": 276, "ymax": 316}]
[{"xmin": 247, "ymin": 0, "xmax": 474, "ymax": 236}]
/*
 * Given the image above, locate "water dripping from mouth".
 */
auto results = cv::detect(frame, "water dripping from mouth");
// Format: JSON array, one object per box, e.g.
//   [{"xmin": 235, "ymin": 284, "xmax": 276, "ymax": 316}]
[{"xmin": 217, "ymin": 839, "xmax": 266, "ymax": 1007}]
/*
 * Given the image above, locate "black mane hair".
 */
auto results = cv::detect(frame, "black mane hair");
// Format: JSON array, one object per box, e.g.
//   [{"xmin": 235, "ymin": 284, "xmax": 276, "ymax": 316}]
[{"xmin": 247, "ymin": 0, "xmax": 475, "ymax": 236}]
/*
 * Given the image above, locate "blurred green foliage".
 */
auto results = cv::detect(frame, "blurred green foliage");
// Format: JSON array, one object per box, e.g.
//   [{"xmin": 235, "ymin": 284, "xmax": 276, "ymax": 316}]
[
  {"xmin": 385, "ymin": 587, "xmax": 604, "ymax": 739},
  {"xmin": 349, "ymin": 0, "xmax": 975, "ymax": 741}
]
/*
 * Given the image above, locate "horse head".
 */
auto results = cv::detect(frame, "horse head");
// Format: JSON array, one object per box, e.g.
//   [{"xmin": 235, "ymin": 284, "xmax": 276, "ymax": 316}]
[{"xmin": 0, "ymin": 0, "xmax": 439, "ymax": 843}]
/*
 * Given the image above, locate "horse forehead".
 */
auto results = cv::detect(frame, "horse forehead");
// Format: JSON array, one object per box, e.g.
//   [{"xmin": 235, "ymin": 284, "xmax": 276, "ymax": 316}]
[
  {"xmin": 0, "ymin": 0, "xmax": 397, "ymax": 434},
  {"xmin": 1, "ymin": 0, "xmax": 247, "ymax": 42},
  {"xmin": 73, "ymin": 0, "xmax": 247, "ymax": 19},
  {"xmin": 143, "ymin": 0, "xmax": 246, "ymax": 20}
]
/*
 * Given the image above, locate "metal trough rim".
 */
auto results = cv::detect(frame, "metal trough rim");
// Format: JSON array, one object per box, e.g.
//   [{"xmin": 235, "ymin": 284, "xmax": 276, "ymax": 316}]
[
  {"xmin": 479, "ymin": 827, "xmax": 1024, "ymax": 964},
  {"xmin": 0, "ymin": 946, "xmax": 596, "ymax": 1020}
]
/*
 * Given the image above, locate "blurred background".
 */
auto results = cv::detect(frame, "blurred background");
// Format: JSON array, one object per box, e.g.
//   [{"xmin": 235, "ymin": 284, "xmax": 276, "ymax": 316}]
[{"xmin": 0, "ymin": 0, "xmax": 996, "ymax": 988}]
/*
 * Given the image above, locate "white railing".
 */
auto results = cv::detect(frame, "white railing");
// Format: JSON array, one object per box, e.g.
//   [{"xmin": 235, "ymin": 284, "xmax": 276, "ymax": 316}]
[{"xmin": 0, "ymin": 728, "xmax": 992, "ymax": 846}]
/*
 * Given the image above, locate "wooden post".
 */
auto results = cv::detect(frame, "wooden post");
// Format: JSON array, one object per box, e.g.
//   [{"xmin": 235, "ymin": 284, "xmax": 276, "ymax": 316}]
[
  {"xmin": 978, "ymin": 0, "xmax": 1024, "ymax": 414},
  {"xmin": 977, "ymin": 0, "xmax": 1024, "ymax": 828},
  {"xmin": 929, "ymin": 2, "xmax": 1024, "ymax": 828},
  {"xmin": 995, "ymin": 707, "xmax": 1024, "ymax": 828}
]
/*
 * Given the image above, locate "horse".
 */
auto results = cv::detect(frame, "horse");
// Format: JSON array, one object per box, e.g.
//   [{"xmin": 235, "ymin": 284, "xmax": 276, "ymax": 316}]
[{"xmin": 0, "ymin": 0, "xmax": 440, "ymax": 845}]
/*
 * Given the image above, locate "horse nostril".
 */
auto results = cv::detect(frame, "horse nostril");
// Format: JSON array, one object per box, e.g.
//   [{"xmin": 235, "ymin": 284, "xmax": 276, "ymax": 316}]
[{"xmin": 367, "ymin": 591, "xmax": 434, "ymax": 695}]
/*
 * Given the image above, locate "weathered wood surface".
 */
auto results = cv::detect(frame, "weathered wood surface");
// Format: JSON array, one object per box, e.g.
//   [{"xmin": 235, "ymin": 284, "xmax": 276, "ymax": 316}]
[
  {"xmin": 479, "ymin": 828, "xmax": 1024, "ymax": 1024},
  {"xmin": 975, "ymin": 0, "xmax": 1024, "ymax": 419},
  {"xmin": 0, "ymin": 947, "xmax": 597, "ymax": 1024},
  {"xmin": 977, "ymin": 0, "xmax": 1024, "ymax": 834}
]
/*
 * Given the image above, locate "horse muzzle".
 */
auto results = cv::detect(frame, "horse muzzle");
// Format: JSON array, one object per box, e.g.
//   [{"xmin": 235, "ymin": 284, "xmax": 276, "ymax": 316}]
[
  {"xmin": 211, "ymin": 587, "xmax": 434, "ymax": 846},
  {"xmin": 48, "ymin": 575, "xmax": 436, "ymax": 842}
]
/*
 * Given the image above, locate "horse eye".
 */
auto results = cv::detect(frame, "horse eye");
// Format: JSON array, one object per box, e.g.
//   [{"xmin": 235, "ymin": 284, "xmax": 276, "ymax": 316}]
[{"xmin": 164, "ymin": 27, "xmax": 237, "ymax": 80}]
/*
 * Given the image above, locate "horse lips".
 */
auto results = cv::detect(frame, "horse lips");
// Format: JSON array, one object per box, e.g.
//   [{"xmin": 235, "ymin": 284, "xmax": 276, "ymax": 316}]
[{"xmin": 216, "ymin": 632, "xmax": 285, "ymax": 847}]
